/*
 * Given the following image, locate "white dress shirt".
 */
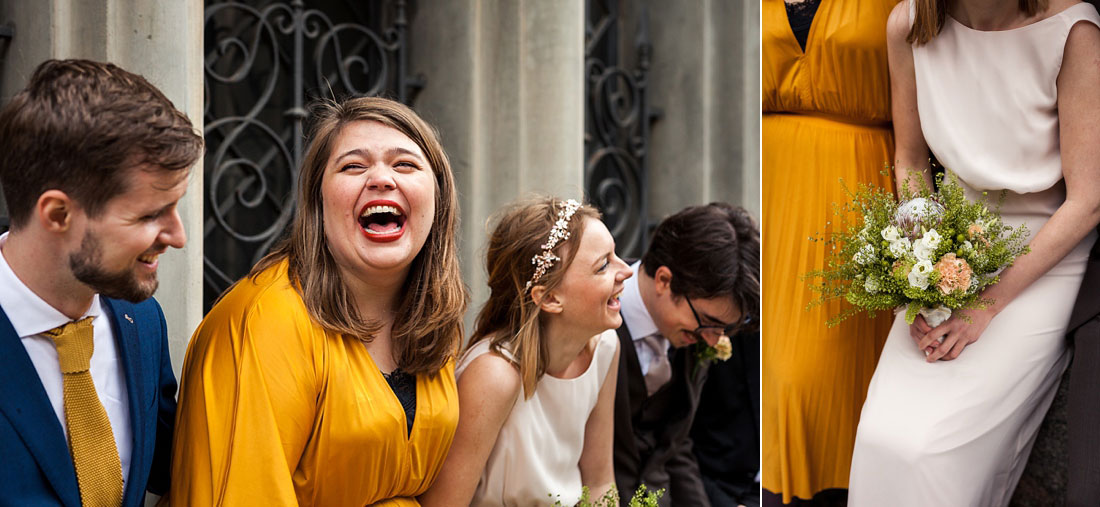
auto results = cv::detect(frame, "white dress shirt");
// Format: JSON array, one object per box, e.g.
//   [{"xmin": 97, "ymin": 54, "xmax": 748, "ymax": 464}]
[
  {"xmin": 0, "ymin": 232, "xmax": 132, "ymax": 485},
  {"xmin": 620, "ymin": 261, "xmax": 670, "ymax": 376}
]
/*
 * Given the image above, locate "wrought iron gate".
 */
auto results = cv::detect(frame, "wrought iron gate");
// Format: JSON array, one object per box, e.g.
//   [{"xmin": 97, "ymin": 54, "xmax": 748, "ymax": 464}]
[
  {"xmin": 584, "ymin": 0, "xmax": 656, "ymax": 260},
  {"xmin": 0, "ymin": 22, "xmax": 13, "ymax": 234},
  {"xmin": 202, "ymin": 0, "xmax": 418, "ymax": 309}
]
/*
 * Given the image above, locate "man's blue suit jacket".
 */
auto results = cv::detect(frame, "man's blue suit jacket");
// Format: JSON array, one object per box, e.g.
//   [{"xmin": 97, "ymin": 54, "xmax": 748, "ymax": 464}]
[{"xmin": 0, "ymin": 297, "xmax": 177, "ymax": 506}]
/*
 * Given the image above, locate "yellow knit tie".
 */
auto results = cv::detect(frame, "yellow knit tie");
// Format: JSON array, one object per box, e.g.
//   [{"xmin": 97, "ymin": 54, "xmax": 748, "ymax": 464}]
[{"xmin": 46, "ymin": 317, "xmax": 124, "ymax": 507}]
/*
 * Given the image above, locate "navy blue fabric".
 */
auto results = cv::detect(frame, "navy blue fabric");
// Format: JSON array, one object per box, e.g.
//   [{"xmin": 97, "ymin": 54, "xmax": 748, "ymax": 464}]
[{"xmin": 0, "ymin": 297, "xmax": 178, "ymax": 506}]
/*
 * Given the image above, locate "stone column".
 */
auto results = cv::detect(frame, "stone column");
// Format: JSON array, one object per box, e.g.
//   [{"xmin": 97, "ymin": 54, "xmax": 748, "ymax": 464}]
[
  {"xmin": 0, "ymin": 0, "xmax": 204, "ymax": 375},
  {"xmin": 636, "ymin": 0, "xmax": 760, "ymax": 221},
  {"xmin": 410, "ymin": 0, "xmax": 586, "ymax": 331}
]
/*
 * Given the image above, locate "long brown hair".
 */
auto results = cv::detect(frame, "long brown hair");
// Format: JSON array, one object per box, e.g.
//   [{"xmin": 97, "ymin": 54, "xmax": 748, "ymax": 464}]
[
  {"xmin": 908, "ymin": 0, "xmax": 1049, "ymax": 45},
  {"xmin": 251, "ymin": 96, "xmax": 468, "ymax": 376},
  {"xmin": 468, "ymin": 197, "xmax": 601, "ymax": 398}
]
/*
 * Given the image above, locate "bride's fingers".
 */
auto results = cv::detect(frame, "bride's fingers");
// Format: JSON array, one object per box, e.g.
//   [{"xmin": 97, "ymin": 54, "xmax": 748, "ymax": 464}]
[
  {"xmin": 914, "ymin": 316, "xmax": 932, "ymax": 335},
  {"xmin": 918, "ymin": 326, "xmax": 947, "ymax": 351},
  {"xmin": 927, "ymin": 331, "xmax": 957, "ymax": 362},
  {"xmin": 942, "ymin": 336, "xmax": 969, "ymax": 361},
  {"xmin": 911, "ymin": 327, "xmax": 924, "ymax": 346}
]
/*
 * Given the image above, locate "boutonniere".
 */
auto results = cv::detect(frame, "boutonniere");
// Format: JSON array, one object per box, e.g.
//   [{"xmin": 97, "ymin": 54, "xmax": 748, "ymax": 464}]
[{"xmin": 693, "ymin": 335, "xmax": 733, "ymax": 374}]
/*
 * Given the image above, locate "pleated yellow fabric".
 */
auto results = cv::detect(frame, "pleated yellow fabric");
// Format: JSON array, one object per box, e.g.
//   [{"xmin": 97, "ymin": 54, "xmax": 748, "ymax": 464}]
[
  {"xmin": 170, "ymin": 260, "xmax": 459, "ymax": 506},
  {"xmin": 47, "ymin": 317, "xmax": 124, "ymax": 507},
  {"xmin": 761, "ymin": 0, "xmax": 898, "ymax": 503}
]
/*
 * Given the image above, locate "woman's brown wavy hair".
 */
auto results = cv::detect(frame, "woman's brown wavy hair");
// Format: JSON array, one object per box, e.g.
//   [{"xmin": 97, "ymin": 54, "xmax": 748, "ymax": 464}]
[
  {"xmin": 467, "ymin": 197, "xmax": 601, "ymax": 398},
  {"xmin": 251, "ymin": 96, "xmax": 468, "ymax": 376},
  {"xmin": 909, "ymin": 0, "xmax": 1048, "ymax": 45}
]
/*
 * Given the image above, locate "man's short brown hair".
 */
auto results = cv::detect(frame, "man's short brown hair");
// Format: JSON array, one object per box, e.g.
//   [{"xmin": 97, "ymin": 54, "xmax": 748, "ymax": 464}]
[{"xmin": 0, "ymin": 59, "xmax": 203, "ymax": 229}]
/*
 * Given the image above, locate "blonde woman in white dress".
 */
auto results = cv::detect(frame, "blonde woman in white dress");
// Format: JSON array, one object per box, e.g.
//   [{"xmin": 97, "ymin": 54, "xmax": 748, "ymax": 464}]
[
  {"xmin": 849, "ymin": 0, "xmax": 1100, "ymax": 505},
  {"xmin": 420, "ymin": 198, "xmax": 630, "ymax": 506}
]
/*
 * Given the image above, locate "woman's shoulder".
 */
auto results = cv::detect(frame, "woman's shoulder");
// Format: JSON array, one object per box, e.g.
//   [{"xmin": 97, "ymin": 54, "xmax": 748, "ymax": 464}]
[
  {"xmin": 455, "ymin": 339, "xmax": 522, "ymax": 402},
  {"xmin": 593, "ymin": 329, "xmax": 620, "ymax": 384},
  {"xmin": 457, "ymin": 337, "xmax": 518, "ymax": 377},
  {"xmin": 222, "ymin": 259, "xmax": 303, "ymax": 308},
  {"xmin": 194, "ymin": 259, "xmax": 321, "ymax": 351},
  {"xmin": 886, "ymin": 1, "xmax": 912, "ymax": 45}
]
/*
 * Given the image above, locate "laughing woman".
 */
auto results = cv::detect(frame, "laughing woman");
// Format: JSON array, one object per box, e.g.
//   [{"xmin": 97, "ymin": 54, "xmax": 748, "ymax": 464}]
[
  {"xmin": 420, "ymin": 198, "xmax": 630, "ymax": 507},
  {"xmin": 170, "ymin": 97, "xmax": 467, "ymax": 506}
]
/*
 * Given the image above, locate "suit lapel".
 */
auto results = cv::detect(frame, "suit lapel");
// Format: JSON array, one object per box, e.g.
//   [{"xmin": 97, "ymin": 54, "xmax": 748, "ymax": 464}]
[
  {"xmin": 616, "ymin": 324, "xmax": 648, "ymax": 409},
  {"xmin": 102, "ymin": 298, "xmax": 145, "ymax": 505},
  {"xmin": 0, "ymin": 307, "xmax": 81, "ymax": 505}
]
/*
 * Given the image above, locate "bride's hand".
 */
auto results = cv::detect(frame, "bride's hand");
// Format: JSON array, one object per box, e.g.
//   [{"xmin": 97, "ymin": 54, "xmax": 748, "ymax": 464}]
[
  {"xmin": 916, "ymin": 309, "xmax": 996, "ymax": 362},
  {"xmin": 908, "ymin": 315, "xmax": 935, "ymax": 355}
]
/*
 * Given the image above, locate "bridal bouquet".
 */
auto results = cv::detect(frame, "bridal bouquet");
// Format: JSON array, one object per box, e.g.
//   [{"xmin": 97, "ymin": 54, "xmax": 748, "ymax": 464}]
[
  {"xmin": 551, "ymin": 485, "xmax": 664, "ymax": 507},
  {"xmin": 807, "ymin": 171, "xmax": 1030, "ymax": 328}
]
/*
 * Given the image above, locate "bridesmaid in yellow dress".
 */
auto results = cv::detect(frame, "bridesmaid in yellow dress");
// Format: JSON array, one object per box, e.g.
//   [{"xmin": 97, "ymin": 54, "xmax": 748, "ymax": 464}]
[
  {"xmin": 170, "ymin": 97, "xmax": 468, "ymax": 506},
  {"xmin": 762, "ymin": 0, "xmax": 898, "ymax": 504}
]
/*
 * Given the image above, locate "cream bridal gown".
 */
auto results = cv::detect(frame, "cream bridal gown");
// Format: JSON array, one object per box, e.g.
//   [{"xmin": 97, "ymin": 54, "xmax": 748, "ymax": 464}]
[{"xmin": 848, "ymin": 3, "xmax": 1100, "ymax": 506}]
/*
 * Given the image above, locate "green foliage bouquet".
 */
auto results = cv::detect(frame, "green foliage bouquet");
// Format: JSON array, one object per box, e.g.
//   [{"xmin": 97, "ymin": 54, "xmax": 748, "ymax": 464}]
[
  {"xmin": 806, "ymin": 171, "xmax": 1030, "ymax": 329},
  {"xmin": 551, "ymin": 484, "xmax": 665, "ymax": 507}
]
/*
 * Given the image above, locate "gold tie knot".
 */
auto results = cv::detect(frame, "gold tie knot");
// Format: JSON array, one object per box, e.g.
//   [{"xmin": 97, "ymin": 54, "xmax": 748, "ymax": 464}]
[{"xmin": 45, "ymin": 317, "xmax": 95, "ymax": 374}]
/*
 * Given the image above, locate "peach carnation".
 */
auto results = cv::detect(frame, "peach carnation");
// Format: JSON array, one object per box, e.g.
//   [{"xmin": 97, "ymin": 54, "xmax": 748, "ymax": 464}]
[{"xmin": 934, "ymin": 253, "xmax": 973, "ymax": 295}]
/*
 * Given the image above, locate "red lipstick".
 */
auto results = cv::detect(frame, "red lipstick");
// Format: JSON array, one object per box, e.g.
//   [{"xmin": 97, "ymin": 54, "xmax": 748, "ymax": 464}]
[{"xmin": 358, "ymin": 199, "xmax": 407, "ymax": 243}]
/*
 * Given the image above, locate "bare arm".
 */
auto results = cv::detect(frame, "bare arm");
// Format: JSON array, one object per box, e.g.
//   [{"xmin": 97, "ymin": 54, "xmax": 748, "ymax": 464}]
[
  {"xmin": 886, "ymin": 1, "xmax": 933, "ymax": 195},
  {"xmin": 419, "ymin": 352, "xmax": 521, "ymax": 507},
  {"xmin": 578, "ymin": 339, "xmax": 620, "ymax": 504},
  {"xmin": 921, "ymin": 21, "xmax": 1100, "ymax": 360}
]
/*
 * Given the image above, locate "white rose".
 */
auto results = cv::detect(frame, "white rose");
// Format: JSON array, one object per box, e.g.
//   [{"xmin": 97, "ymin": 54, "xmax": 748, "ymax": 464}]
[
  {"xmin": 962, "ymin": 240, "xmax": 974, "ymax": 252},
  {"xmin": 913, "ymin": 237, "xmax": 936, "ymax": 261},
  {"xmin": 923, "ymin": 229, "xmax": 943, "ymax": 248},
  {"xmin": 908, "ymin": 260, "xmax": 935, "ymax": 290},
  {"xmin": 854, "ymin": 244, "xmax": 876, "ymax": 265},
  {"xmin": 864, "ymin": 276, "xmax": 880, "ymax": 294},
  {"xmin": 881, "ymin": 226, "xmax": 902, "ymax": 243},
  {"xmin": 888, "ymin": 237, "xmax": 912, "ymax": 258}
]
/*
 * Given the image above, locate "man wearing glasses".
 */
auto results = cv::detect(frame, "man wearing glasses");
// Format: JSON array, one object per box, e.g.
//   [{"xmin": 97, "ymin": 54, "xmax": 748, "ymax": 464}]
[{"xmin": 612, "ymin": 202, "xmax": 760, "ymax": 507}]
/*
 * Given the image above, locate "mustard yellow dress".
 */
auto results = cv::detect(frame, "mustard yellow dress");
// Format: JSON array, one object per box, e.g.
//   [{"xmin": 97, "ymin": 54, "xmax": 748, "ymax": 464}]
[
  {"xmin": 761, "ymin": 0, "xmax": 897, "ymax": 503},
  {"xmin": 170, "ymin": 260, "xmax": 458, "ymax": 506}
]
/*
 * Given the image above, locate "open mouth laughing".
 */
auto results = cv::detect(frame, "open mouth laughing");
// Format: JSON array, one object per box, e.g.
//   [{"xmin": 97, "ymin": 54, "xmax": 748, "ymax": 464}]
[
  {"xmin": 358, "ymin": 200, "xmax": 408, "ymax": 242},
  {"xmin": 608, "ymin": 289, "xmax": 623, "ymax": 311},
  {"xmin": 137, "ymin": 252, "xmax": 160, "ymax": 269}
]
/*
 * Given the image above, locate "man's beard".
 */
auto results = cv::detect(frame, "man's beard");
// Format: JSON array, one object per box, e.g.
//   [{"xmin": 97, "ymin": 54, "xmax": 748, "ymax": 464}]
[{"xmin": 69, "ymin": 232, "xmax": 158, "ymax": 302}]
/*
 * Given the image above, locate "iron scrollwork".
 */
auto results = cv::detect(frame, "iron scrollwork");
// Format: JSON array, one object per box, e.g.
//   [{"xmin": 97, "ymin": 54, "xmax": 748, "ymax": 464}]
[
  {"xmin": 584, "ymin": 0, "xmax": 657, "ymax": 259},
  {"xmin": 0, "ymin": 22, "xmax": 11, "ymax": 234},
  {"xmin": 203, "ymin": 0, "xmax": 420, "ymax": 309}
]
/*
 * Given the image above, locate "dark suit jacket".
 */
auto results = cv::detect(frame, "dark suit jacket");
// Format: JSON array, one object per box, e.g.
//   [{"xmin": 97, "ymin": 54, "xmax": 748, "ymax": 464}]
[
  {"xmin": 0, "ymin": 297, "xmax": 177, "ymax": 507},
  {"xmin": 1067, "ymin": 229, "xmax": 1100, "ymax": 507},
  {"xmin": 690, "ymin": 330, "xmax": 760, "ymax": 507},
  {"xmin": 613, "ymin": 322, "xmax": 711, "ymax": 507}
]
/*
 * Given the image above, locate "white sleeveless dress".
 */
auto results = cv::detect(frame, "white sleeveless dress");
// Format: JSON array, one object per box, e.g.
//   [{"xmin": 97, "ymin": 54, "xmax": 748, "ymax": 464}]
[
  {"xmin": 848, "ymin": 3, "xmax": 1100, "ymax": 506},
  {"xmin": 457, "ymin": 329, "xmax": 618, "ymax": 507}
]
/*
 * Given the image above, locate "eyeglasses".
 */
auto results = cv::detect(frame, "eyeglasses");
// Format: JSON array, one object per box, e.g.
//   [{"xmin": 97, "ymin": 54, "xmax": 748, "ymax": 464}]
[{"xmin": 685, "ymin": 297, "xmax": 750, "ymax": 342}]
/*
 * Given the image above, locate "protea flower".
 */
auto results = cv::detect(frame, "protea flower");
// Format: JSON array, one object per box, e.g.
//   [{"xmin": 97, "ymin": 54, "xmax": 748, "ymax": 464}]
[{"xmin": 894, "ymin": 197, "xmax": 945, "ymax": 239}]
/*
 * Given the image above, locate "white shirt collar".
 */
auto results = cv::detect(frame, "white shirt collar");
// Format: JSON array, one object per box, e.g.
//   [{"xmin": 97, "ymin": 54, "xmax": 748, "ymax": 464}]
[
  {"xmin": 620, "ymin": 261, "xmax": 659, "ymax": 342},
  {"xmin": 0, "ymin": 232, "xmax": 102, "ymax": 338}
]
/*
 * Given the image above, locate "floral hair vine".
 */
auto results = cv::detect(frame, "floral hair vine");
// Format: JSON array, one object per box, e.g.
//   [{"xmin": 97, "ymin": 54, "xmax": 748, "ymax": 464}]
[{"xmin": 525, "ymin": 199, "xmax": 582, "ymax": 293}]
